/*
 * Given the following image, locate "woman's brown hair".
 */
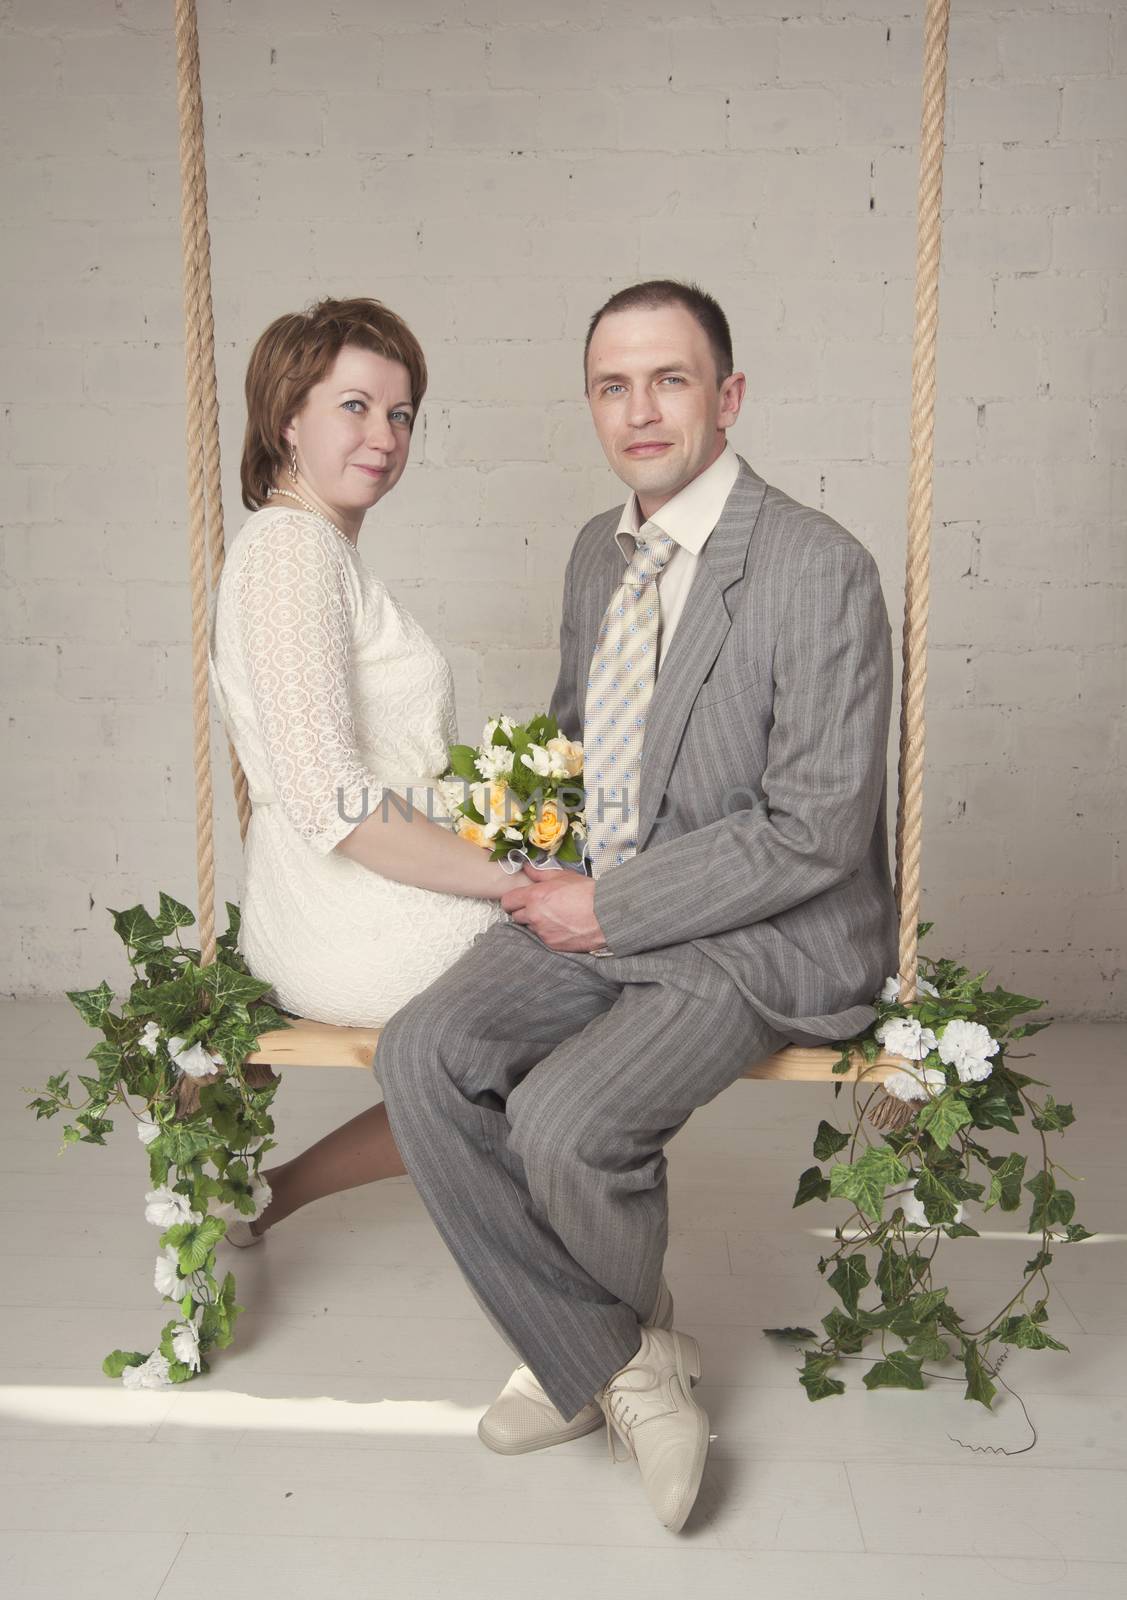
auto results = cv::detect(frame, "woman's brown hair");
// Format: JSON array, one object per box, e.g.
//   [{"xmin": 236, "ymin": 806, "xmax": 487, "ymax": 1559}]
[{"xmin": 240, "ymin": 296, "xmax": 429, "ymax": 510}]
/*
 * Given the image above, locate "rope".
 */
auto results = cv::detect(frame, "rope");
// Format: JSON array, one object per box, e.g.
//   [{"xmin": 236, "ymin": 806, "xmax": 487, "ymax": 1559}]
[
  {"xmin": 173, "ymin": 0, "xmax": 250, "ymax": 983},
  {"xmin": 894, "ymin": 0, "xmax": 950, "ymax": 1005}
]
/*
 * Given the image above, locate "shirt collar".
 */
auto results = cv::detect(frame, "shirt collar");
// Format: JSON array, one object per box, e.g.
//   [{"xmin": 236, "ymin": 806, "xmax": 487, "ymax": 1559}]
[{"xmin": 614, "ymin": 442, "xmax": 740, "ymax": 561}]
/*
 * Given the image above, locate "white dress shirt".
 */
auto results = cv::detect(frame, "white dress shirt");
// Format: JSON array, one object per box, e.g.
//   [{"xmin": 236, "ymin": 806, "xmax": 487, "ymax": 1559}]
[{"xmin": 612, "ymin": 441, "xmax": 741, "ymax": 673}]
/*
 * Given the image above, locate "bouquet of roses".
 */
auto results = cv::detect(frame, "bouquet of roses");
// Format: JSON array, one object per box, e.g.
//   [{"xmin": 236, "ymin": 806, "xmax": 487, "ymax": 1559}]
[{"xmin": 439, "ymin": 712, "xmax": 588, "ymax": 868}]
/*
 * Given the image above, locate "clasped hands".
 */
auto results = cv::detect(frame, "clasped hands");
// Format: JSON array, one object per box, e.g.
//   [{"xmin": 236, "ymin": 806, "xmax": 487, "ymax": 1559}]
[{"xmin": 500, "ymin": 862, "xmax": 608, "ymax": 953}]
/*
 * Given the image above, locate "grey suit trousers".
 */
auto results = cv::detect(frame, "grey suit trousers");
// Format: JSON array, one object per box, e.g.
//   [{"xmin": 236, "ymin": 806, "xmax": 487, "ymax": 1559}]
[{"xmin": 374, "ymin": 916, "xmax": 790, "ymax": 1422}]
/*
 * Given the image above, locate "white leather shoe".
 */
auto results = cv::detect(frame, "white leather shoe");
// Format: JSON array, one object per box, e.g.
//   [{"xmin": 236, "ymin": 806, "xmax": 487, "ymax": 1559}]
[
  {"xmin": 597, "ymin": 1324, "xmax": 709, "ymax": 1534},
  {"xmin": 478, "ymin": 1273, "xmax": 675, "ymax": 1456},
  {"xmin": 223, "ymin": 1219, "xmax": 262, "ymax": 1248}
]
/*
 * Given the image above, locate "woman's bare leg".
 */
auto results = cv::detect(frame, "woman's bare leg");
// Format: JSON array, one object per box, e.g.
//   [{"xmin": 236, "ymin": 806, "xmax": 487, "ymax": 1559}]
[{"xmin": 251, "ymin": 1101, "xmax": 407, "ymax": 1236}]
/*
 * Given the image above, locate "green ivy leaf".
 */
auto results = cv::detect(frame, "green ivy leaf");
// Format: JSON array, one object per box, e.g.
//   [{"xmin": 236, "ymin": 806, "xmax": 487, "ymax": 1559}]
[
  {"xmin": 813, "ymin": 1120, "xmax": 850, "ymax": 1161},
  {"xmin": 917, "ymin": 1091, "xmax": 973, "ymax": 1152},
  {"xmin": 820, "ymin": 1306, "xmax": 869, "ymax": 1354},
  {"xmin": 762, "ymin": 1326, "xmax": 819, "ymax": 1342},
  {"xmin": 963, "ymin": 1341, "xmax": 997, "ymax": 1409},
  {"xmin": 828, "ymin": 1255, "xmax": 870, "ymax": 1316},
  {"xmin": 1032, "ymin": 1096, "xmax": 1076, "ymax": 1133},
  {"xmin": 905, "ymin": 1324, "xmax": 951, "ymax": 1362},
  {"xmin": 799, "ymin": 1352, "xmax": 846, "ymax": 1401},
  {"xmin": 912, "ymin": 1165, "xmax": 962, "ymax": 1225},
  {"xmin": 1062, "ymin": 1223, "xmax": 1094, "ymax": 1244},
  {"xmin": 985, "ymin": 1152, "xmax": 1027, "ymax": 1212},
  {"xmin": 997, "ymin": 1313, "xmax": 1069, "ymax": 1352},
  {"xmin": 1025, "ymin": 1171, "xmax": 1075, "ymax": 1232},
  {"xmin": 876, "ymin": 1243, "xmax": 916, "ymax": 1306},
  {"xmin": 863, "ymin": 1351, "xmax": 925, "ymax": 1391},
  {"xmin": 154, "ymin": 892, "xmax": 196, "ymax": 934},
  {"xmin": 793, "ymin": 1165, "xmax": 831, "ymax": 1207},
  {"xmin": 65, "ymin": 981, "xmax": 115, "ymax": 1027},
  {"xmin": 829, "ymin": 1146, "xmax": 908, "ymax": 1221}
]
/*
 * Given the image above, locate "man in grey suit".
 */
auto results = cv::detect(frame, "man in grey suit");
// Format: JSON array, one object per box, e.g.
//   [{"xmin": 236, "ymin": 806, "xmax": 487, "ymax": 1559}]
[{"xmin": 376, "ymin": 279, "xmax": 896, "ymax": 1533}]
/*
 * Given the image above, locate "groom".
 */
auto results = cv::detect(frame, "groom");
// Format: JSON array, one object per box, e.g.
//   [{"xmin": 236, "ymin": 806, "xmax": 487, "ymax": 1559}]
[{"xmin": 376, "ymin": 279, "xmax": 896, "ymax": 1532}]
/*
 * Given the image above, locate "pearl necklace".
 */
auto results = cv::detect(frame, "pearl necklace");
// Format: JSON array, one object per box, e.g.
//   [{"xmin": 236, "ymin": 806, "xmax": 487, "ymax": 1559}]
[{"xmin": 266, "ymin": 486, "xmax": 354, "ymax": 547}]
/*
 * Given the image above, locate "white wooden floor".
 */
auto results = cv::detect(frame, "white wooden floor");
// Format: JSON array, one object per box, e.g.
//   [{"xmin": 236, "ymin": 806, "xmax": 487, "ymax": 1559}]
[{"xmin": 1, "ymin": 1000, "xmax": 1124, "ymax": 1598}]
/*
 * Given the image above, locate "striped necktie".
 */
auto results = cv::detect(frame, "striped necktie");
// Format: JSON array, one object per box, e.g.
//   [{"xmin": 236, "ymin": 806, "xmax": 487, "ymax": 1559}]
[{"xmin": 582, "ymin": 529, "xmax": 677, "ymax": 877}]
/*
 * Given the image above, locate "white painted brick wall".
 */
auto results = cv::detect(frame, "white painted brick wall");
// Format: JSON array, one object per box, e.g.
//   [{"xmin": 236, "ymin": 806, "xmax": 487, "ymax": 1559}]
[{"xmin": 2, "ymin": 1, "xmax": 1123, "ymax": 1018}]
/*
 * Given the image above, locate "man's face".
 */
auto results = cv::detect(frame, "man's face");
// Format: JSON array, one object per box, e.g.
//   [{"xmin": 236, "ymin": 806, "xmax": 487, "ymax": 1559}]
[{"xmin": 585, "ymin": 303, "xmax": 744, "ymax": 516}]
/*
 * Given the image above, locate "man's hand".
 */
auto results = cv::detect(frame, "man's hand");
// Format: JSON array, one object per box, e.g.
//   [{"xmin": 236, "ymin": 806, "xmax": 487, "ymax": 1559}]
[{"xmin": 500, "ymin": 862, "xmax": 608, "ymax": 952}]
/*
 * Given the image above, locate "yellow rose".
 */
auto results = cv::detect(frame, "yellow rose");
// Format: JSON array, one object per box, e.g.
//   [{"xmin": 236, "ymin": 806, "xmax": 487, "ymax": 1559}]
[
  {"xmin": 486, "ymin": 781, "xmax": 524, "ymax": 825},
  {"xmin": 527, "ymin": 798, "xmax": 569, "ymax": 854},
  {"xmin": 546, "ymin": 736, "xmax": 584, "ymax": 778},
  {"xmin": 455, "ymin": 815, "xmax": 491, "ymax": 849}
]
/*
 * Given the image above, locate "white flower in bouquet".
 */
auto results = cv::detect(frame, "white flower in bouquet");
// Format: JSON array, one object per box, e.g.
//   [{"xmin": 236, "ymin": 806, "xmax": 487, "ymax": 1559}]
[
  {"xmin": 154, "ymin": 1246, "xmax": 188, "ymax": 1302},
  {"xmin": 166, "ymin": 1035, "xmax": 224, "ymax": 1080},
  {"xmin": 136, "ymin": 1111, "xmax": 161, "ymax": 1146},
  {"xmin": 880, "ymin": 973, "xmax": 940, "ymax": 1003},
  {"xmin": 885, "ymin": 1067, "xmax": 948, "ymax": 1103},
  {"xmin": 545, "ymin": 736, "xmax": 584, "ymax": 779},
  {"xmin": 937, "ymin": 1018, "xmax": 1000, "ymax": 1084},
  {"xmin": 122, "ymin": 1350, "xmax": 172, "ymax": 1390},
  {"xmin": 899, "ymin": 1182, "xmax": 963, "ymax": 1229},
  {"xmin": 875, "ymin": 1016, "xmax": 938, "ymax": 1062},
  {"xmin": 519, "ymin": 743, "xmax": 554, "ymax": 778},
  {"xmin": 482, "ymin": 715, "xmax": 515, "ymax": 745},
  {"xmin": 144, "ymin": 1185, "xmax": 202, "ymax": 1229},
  {"xmin": 137, "ymin": 1020, "xmax": 162, "ymax": 1055},
  {"xmin": 171, "ymin": 1316, "xmax": 202, "ymax": 1373},
  {"xmin": 475, "ymin": 744, "xmax": 515, "ymax": 782}
]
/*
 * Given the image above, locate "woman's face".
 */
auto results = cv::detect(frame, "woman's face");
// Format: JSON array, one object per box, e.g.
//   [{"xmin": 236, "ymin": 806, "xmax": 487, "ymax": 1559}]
[{"xmin": 282, "ymin": 343, "xmax": 416, "ymax": 519}]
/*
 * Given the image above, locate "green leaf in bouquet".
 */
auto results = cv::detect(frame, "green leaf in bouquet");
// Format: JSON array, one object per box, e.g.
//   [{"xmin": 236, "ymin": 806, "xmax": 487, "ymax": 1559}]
[
  {"xmin": 555, "ymin": 830, "xmax": 581, "ymax": 864},
  {"xmin": 447, "ymin": 744, "xmax": 481, "ymax": 783}
]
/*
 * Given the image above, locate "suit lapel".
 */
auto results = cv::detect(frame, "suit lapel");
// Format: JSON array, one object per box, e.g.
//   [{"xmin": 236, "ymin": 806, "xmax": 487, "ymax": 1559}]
[{"xmin": 632, "ymin": 458, "xmax": 767, "ymax": 851}]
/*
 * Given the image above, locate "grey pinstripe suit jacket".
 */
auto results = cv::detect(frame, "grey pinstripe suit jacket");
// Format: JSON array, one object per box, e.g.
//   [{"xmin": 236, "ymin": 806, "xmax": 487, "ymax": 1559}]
[{"xmin": 548, "ymin": 455, "xmax": 898, "ymax": 1044}]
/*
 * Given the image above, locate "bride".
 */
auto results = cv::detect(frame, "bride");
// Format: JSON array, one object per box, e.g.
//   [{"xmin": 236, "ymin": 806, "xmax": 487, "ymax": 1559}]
[{"xmin": 208, "ymin": 296, "xmax": 517, "ymax": 1242}]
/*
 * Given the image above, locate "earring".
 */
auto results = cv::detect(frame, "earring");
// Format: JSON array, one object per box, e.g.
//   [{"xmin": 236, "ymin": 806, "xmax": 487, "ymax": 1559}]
[{"xmin": 288, "ymin": 442, "xmax": 298, "ymax": 481}]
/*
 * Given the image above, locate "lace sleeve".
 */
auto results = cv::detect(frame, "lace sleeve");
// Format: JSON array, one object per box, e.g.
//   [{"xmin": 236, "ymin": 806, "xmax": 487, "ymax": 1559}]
[{"xmin": 234, "ymin": 511, "xmax": 385, "ymax": 854}]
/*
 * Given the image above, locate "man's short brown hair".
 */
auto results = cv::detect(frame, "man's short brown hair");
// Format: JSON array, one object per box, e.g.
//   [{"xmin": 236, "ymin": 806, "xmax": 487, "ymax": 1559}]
[
  {"xmin": 584, "ymin": 278, "xmax": 734, "ymax": 391},
  {"xmin": 240, "ymin": 296, "xmax": 428, "ymax": 510}
]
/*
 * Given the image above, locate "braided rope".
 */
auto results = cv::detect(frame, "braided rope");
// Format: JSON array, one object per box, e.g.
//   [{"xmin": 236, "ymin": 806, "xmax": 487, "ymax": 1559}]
[
  {"xmin": 894, "ymin": 0, "xmax": 950, "ymax": 1005},
  {"xmin": 173, "ymin": 0, "xmax": 251, "ymax": 984}
]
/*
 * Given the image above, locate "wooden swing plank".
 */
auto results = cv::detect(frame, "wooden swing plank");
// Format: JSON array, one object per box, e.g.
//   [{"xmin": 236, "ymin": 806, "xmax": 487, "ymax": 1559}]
[{"xmin": 244, "ymin": 1018, "xmax": 900, "ymax": 1083}]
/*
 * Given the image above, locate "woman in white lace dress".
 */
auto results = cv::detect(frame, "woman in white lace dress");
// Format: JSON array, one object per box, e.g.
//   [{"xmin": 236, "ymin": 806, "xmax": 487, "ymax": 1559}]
[{"xmin": 208, "ymin": 297, "xmax": 514, "ymax": 1239}]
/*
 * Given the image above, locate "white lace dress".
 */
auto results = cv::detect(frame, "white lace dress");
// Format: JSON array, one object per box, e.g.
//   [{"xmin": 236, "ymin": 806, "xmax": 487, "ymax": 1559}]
[{"xmin": 207, "ymin": 504, "xmax": 506, "ymax": 1027}]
